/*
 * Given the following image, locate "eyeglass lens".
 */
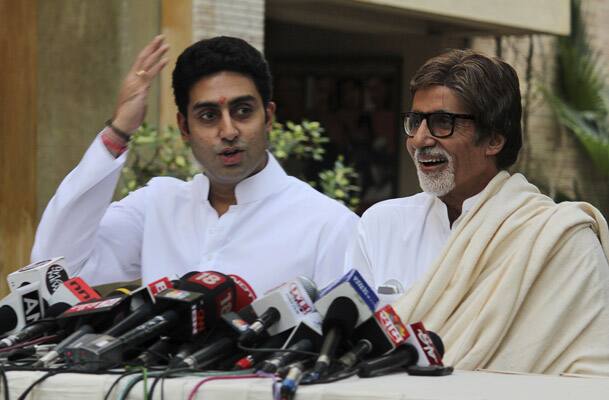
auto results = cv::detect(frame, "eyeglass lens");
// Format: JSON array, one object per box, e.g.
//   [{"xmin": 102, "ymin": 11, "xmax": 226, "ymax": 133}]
[{"xmin": 404, "ymin": 113, "xmax": 454, "ymax": 138}]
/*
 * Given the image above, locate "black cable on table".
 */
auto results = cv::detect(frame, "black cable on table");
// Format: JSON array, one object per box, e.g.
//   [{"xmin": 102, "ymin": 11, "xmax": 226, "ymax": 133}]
[
  {"xmin": 16, "ymin": 370, "xmax": 57, "ymax": 400},
  {"xmin": 0, "ymin": 366, "xmax": 9, "ymax": 400}
]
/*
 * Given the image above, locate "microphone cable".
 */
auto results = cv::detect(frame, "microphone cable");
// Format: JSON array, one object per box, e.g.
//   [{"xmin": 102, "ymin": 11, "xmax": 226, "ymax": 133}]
[
  {"xmin": 0, "ymin": 365, "xmax": 8, "ymax": 400},
  {"xmin": 237, "ymin": 342, "xmax": 319, "ymax": 358}
]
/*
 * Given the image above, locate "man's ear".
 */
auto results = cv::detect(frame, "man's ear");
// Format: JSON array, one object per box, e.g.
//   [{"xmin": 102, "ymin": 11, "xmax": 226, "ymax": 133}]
[
  {"xmin": 177, "ymin": 112, "xmax": 190, "ymax": 142},
  {"xmin": 265, "ymin": 101, "xmax": 276, "ymax": 131},
  {"xmin": 486, "ymin": 133, "xmax": 506, "ymax": 156}
]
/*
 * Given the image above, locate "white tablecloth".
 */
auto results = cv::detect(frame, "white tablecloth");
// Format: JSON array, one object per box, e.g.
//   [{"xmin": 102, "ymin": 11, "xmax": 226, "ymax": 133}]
[{"xmin": 4, "ymin": 369, "xmax": 609, "ymax": 400}]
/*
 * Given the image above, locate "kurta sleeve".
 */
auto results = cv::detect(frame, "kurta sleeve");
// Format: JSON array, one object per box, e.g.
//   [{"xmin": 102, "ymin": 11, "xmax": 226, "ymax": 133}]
[{"xmin": 31, "ymin": 134, "xmax": 146, "ymax": 285}]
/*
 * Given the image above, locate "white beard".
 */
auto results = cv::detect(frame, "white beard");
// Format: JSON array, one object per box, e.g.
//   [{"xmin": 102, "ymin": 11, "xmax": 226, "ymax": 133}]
[{"xmin": 414, "ymin": 147, "xmax": 455, "ymax": 197}]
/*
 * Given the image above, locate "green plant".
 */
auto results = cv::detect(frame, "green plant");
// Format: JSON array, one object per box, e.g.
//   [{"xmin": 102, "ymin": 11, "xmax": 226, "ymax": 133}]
[
  {"xmin": 118, "ymin": 124, "xmax": 199, "ymax": 198},
  {"xmin": 119, "ymin": 120, "xmax": 361, "ymax": 210},
  {"xmin": 542, "ymin": 0, "xmax": 609, "ymax": 176}
]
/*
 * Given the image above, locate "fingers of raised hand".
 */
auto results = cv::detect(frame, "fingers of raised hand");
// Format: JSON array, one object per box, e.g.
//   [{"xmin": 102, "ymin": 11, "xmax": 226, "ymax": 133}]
[{"xmin": 132, "ymin": 35, "xmax": 169, "ymax": 80}]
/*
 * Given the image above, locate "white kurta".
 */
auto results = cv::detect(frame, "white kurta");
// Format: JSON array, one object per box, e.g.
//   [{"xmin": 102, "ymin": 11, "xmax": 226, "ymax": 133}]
[
  {"xmin": 345, "ymin": 190, "xmax": 481, "ymax": 294},
  {"xmin": 32, "ymin": 135, "xmax": 359, "ymax": 296}
]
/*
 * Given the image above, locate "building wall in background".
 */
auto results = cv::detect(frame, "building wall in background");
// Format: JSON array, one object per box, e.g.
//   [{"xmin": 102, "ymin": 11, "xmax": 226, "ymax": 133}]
[
  {"xmin": 471, "ymin": 0, "xmax": 609, "ymax": 216},
  {"xmin": 0, "ymin": 0, "xmax": 37, "ymax": 296},
  {"xmin": 36, "ymin": 0, "xmax": 161, "ymax": 219}
]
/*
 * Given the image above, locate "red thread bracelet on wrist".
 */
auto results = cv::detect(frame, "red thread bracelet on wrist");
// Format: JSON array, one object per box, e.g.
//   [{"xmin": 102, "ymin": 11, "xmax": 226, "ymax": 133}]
[{"xmin": 101, "ymin": 129, "xmax": 128, "ymax": 156}]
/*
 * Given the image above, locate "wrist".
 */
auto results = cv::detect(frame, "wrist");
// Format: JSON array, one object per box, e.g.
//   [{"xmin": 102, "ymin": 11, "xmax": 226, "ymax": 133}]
[
  {"xmin": 105, "ymin": 118, "xmax": 133, "ymax": 142},
  {"xmin": 101, "ymin": 127, "xmax": 128, "ymax": 157}
]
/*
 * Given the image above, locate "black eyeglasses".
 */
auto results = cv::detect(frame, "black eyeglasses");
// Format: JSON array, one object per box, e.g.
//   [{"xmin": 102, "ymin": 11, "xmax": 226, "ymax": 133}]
[{"xmin": 401, "ymin": 111, "xmax": 475, "ymax": 138}]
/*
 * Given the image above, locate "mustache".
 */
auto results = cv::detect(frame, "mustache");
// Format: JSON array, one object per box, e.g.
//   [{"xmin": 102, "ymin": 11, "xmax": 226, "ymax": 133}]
[
  {"xmin": 214, "ymin": 142, "xmax": 247, "ymax": 154},
  {"xmin": 414, "ymin": 146, "xmax": 450, "ymax": 160}
]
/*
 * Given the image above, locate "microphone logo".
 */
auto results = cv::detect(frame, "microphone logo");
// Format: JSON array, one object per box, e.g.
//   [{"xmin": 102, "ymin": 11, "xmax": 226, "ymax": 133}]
[
  {"xmin": 216, "ymin": 288, "xmax": 234, "ymax": 315},
  {"xmin": 376, "ymin": 305, "xmax": 408, "ymax": 346},
  {"xmin": 417, "ymin": 329, "xmax": 440, "ymax": 364},
  {"xmin": 148, "ymin": 277, "xmax": 173, "ymax": 296},
  {"xmin": 65, "ymin": 278, "xmax": 99, "ymax": 302},
  {"xmin": 189, "ymin": 271, "xmax": 226, "ymax": 289},
  {"xmin": 22, "ymin": 289, "xmax": 42, "ymax": 323},
  {"xmin": 288, "ymin": 282, "xmax": 312, "ymax": 314},
  {"xmin": 45, "ymin": 264, "xmax": 68, "ymax": 294},
  {"xmin": 192, "ymin": 307, "xmax": 205, "ymax": 335}
]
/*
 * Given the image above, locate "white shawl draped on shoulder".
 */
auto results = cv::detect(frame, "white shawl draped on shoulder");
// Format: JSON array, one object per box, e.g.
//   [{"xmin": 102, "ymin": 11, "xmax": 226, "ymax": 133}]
[{"xmin": 393, "ymin": 171, "xmax": 609, "ymax": 375}]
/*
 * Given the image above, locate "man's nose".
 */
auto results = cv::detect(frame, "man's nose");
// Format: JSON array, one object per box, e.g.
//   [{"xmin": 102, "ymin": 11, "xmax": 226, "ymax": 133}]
[
  {"xmin": 219, "ymin": 111, "xmax": 239, "ymax": 141},
  {"xmin": 408, "ymin": 119, "xmax": 436, "ymax": 148}
]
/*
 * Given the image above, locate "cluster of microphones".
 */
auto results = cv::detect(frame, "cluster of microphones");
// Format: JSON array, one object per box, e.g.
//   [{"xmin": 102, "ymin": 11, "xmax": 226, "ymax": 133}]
[{"xmin": 0, "ymin": 258, "xmax": 452, "ymax": 399}]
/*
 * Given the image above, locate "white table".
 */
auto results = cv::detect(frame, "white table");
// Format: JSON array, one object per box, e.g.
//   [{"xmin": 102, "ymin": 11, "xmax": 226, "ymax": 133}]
[{"xmin": 5, "ymin": 369, "xmax": 609, "ymax": 400}]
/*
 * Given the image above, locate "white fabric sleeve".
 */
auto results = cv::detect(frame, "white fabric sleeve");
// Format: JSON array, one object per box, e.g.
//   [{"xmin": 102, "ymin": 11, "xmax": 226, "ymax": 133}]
[
  {"xmin": 343, "ymin": 216, "xmax": 377, "ymax": 291},
  {"xmin": 31, "ymin": 134, "xmax": 144, "ymax": 285},
  {"xmin": 312, "ymin": 211, "xmax": 359, "ymax": 290}
]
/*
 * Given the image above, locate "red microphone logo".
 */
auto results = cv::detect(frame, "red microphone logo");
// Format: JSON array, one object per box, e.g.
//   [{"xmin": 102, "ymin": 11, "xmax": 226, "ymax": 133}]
[{"xmin": 188, "ymin": 271, "xmax": 226, "ymax": 289}]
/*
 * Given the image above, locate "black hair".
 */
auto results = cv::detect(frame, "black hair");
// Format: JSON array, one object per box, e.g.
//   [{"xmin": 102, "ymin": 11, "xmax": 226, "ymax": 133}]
[{"xmin": 172, "ymin": 36, "xmax": 273, "ymax": 116}]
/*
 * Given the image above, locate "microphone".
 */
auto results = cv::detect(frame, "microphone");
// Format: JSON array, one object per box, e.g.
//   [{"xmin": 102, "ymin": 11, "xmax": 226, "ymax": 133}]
[
  {"xmin": 7, "ymin": 258, "xmax": 69, "ymax": 303},
  {"xmin": 74, "ymin": 272, "xmax": 249, "ymax": 370},
  {"xmin": 67, "ymin": 287, "xmax": 208, "ymax": 370},
  {"xmin": 377, "ymin": 279, "xmax": 405, "ymax": 308},
  {"xmin": 0, "ymin": 302, "xmax": 72, "ymax": 349},
  {"xmin": 350, "ymin": 304, "xmax": 410, "ymax": 357},
  {"xmin": 314, "ymin": 269, "xmax": 378, "ymax": 329},
  {"xmin": 336, "ymin": 339, "xmax": 372, "ymax": 370},
  {"xmin": 0, "ymin": 282, "xmax": 44, "ymax": 335},
  {"xmin": 239, "ymin": 276, "xmax": 318, "ymax": 344},
  {"xmin": 229, "ymin": 274, "xmax": 257, "ymax": 310},
  {"xmin": 232, "ymin": 331, "xmax": 292, "ymax": 370},
  {"xmin": 310, "ymin": 296, "xmax": 360, "ymax": 378},
  {"xmin": 259, "ymin": 338, "xmax": 314, "ymax": 373},
  {"xmin": 136, "ymin": 336, "xmax": 180, "ymax": 366},
  {"xmin": 175, "ymin": 336, "xmax": 237, "ymax": 369},
  {"xmin": 47, "ymin": 277, "xmax": 101, "ymax": 306},
  {"xmin": 358, "ymin": 323, "xmax": 446, "ymax": 378},
  {"xmin": 35, "ymin": 282, "xmax": 147, "ymax": 368}
]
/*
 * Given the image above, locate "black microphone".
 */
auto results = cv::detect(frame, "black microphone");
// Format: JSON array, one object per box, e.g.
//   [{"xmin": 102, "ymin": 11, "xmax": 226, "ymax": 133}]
[
  {"xmin": 238, "ymin": 277, "xmax": 318, "ymax": 345},
  {"xmin": 310, "ymin": 297, "xmax": 359, "ymax": 378},
  {"xmin": 0, "ymin": 302, "xmax": 71, "ymax": 349},
  {"xmin": 232, "ymin": 330, "xmax": 292, "ymax": 370},
  {"xmin": 175, "ymin": 336, "xmax": 237, "ymax": 369},
  {"xmin": 136, "ymin": 336, "xmax": 179, "ymax": 366},
  {"xmin": 35, "ymin": 284, "xmax": 139, "ymax": 367},
  {"xmin": 0, "ymin": 282, "xmax": 44, "ymax": 335},
  {"xmin": 259, "ymin": 338, "xmax": 314, "ymax": 373},
  {"xmin": 358, "ymin": 330, "xmax": 445, "ymax": 378},
  {"xmin": 336, "ymin": 339, "xmax": 372, "ymax": 370}
]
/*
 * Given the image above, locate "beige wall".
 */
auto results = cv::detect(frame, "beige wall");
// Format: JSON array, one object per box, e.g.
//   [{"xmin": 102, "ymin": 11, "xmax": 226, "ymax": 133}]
[
  {"xmin": 354, "ymin": 0, "xmax": 570, "ymax": 35},
  {"xmin": 0, "ymin": 0, "xmax": 38, "ymax": 296},
  {"xmin": 36, "ymin": 0, "xmax": 161, "ymax": 218}
]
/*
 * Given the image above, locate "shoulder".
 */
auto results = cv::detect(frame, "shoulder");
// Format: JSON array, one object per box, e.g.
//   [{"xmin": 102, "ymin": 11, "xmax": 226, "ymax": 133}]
[
  {"xmin": 282, "ymin": 176, "xmax": 358, "ymax": 219},
  {"xmin": 361, "ymin": 192, "xmax": 431, "ymax": 223}
]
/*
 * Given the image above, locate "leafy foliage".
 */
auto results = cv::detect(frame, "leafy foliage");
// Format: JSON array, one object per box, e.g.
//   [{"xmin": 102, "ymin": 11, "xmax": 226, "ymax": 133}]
[
  {"xmin": 119, "ymin": 120, "xmax": 361, "ymax": 210},
  {"xmin": 542, "ymin": 0, "xmax": 609, "ymax": 176},
  {"xmin": 118, "ymin": 124, "xmax": 198, "ymax": 198}
]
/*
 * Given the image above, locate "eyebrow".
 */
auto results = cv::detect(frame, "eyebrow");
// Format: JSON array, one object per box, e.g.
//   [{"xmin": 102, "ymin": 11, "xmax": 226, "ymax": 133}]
[
  {"xmin": 410, "ymin": 109, "xmax": 452, "ymax": 114},
  {"xmin": 191, "ymin": 95, "xmax": 257, "ymax": 112}
]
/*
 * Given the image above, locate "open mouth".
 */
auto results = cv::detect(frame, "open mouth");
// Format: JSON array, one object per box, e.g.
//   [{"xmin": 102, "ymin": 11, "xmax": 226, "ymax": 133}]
[
  {"xmin": 219, "ymin": 148, "xmax": 243, "ymax": 165},
  {"xmin": 220, "ymin": 148, "xmax": 241, "ymax": 157},
  {"xmin": 418, "ymin": 157, "xmax": 447, "ymax": 167}
]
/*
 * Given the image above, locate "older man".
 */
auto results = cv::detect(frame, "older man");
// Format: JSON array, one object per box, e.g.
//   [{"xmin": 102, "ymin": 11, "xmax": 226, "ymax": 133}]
[
  {"xmin": 346, "ymin": 49, "xmax": 609, "ymax": 375},
  {"xmin": 32, "ymin": 36, "xmax": 358, "ymax": 295}
]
